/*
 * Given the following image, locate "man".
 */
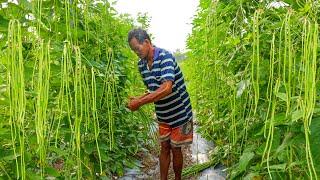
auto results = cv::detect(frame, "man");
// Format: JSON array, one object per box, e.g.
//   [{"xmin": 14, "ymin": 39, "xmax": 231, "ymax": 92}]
[{"xmin": 127, "ymin": 28, "xmax": 193, "ymax": 180}]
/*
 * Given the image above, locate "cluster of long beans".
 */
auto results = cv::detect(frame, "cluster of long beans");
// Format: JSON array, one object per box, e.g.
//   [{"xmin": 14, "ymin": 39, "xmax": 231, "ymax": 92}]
[
  {"xmin": 233, "ymin": 3, "xmax": 253, "ymax": 152},
  {"xmin": 32, "ymin": 2, "xmax": 46, "ymax": 176},
  {"xmin": 258, "ymin": 9, "xmax": 318, "ymax": 178},
  {"xmin": 64, "ymin": 0, "xmax": 72, "ymax": 42},
  {"xmin": 59, "ymin": 42, "xmax": 75, "ymax": 177},
  {"xmin": 251, "ymin": 9, "xmax": 261, "ymax": 115},
  {"xmin": 51, "ymin": 0, "xmax": 115, "ymax": 177},
  {"xmin": 210, "ymin": 1, "xmax": 219, "ymax": 128},
  {"xmin": 262, "ymin": 32, "xmax": 276, "ymax": 167},
  {"xmin": 32, "ymin": 3, "xmax": 52, "ymax": 176},
  {"xmin": 54, "ymin": 42, "xmax": 72, "ymax": 147},
  {"xmin": 35, "ymin": 0, "xmax": 43, "ymax": 36},
  {"xmin": 283, "ymin": 11, "xmax": 294, "ymax": 116},
  {"xmin": 83, "ymin": 0, "xmax": 90, "ymax": 42},
  {"xmin": 6, "ymin": 20, "xmax": 26, "ymax": 180},
  {"xmin": 34, "ymin": 40, "xmax": 51, "ymax": 177},
  {"xmin": 182, "ymin": 157, "xmax": 218, "ymax": 177},
  {"xmin": 299, "ymin": 17, "xmax": 318, "ymax": 179},
  {"xmin": 281, "ymin": 11, "xmax": 295, "ymax": 178},
  {"xmin": 229, "ymin": 3, "xmax": 248, "ymax": 148},
  {"xmin": 1, "ymin": 0, "xmax": 152, "ymax": 178},
  {"xmin": 185, "ymin": 0, "xmax": 320, "ymax": 178},
  {"xmin": 74, "ymin": 46, "xmax": 83, "ymax": 178},
  {"xmin": 199, "ymin": 1, "xmax": 219, "ymax": 135},
  {"xmin": 102, "ymin": 48, "xmax": 115, "ymax": 150},
  {"xmin": 91, "ymin": 67, "xmax": 102, "ymax": 174}
]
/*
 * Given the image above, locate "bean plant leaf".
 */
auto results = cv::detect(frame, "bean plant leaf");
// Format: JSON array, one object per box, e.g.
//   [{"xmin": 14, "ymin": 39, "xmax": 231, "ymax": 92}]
[
  {"xmin": 291, "ymin": 110, "xmax": 303, "ymax": 122},
  {"xmin": 0, "ymin": 15, "xmax": 9, "ymax": 32},
  {"xmin": 238, "ymin": 152, "xmax": 255, "ymax": 173},
  {"xmin": 310, "ymin": 117, "xmax": 320, "ymax": 172},
  {"xmin": 45, "ymin": 167, "xmax": 60, "ymax": 177}
]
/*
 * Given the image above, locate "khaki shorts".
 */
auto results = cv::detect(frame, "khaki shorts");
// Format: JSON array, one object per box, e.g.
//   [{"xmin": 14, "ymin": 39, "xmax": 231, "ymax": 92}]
[{"xmin": 159, "ymin": 120, "xmax": 193, "ymax": 147}]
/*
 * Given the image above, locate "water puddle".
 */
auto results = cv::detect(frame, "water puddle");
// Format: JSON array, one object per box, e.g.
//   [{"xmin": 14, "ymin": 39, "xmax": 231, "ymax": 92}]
[{"xmin": 192, "ymin": 125, "xmax": 226, "ymax": 180}]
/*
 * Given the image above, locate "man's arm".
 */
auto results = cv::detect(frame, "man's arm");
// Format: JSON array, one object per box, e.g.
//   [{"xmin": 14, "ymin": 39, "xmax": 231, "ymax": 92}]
[
  {"xmin": 127, "ymin": 81, "xmax": 173, "ymax": 111},
  {"xmin": 133, "ymin": 91, "xmax": 150, "ymax": 100},
  {"xmin": 139, "ymin": 81, "xmax": 173, "ymax": 105}
]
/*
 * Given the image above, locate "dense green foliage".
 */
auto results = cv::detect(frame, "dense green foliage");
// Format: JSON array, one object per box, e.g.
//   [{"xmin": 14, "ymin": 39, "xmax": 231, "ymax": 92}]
[
  {"xmin": 0, "ymin": 1, "xmax": 153, "ymax": 179},
  {"xmin": 2, "ymin": 0, "xmax": 320, "ymax": 179},
  {"xmin": 183, "ymin": 0, "xmax": 320, "ymax": 179}
]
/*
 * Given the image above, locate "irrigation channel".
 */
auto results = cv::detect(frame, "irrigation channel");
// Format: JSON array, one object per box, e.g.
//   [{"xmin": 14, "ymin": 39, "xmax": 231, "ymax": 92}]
[{"xmin": 1, "ymin": 0, "xmax": 320, "ymax": 179}]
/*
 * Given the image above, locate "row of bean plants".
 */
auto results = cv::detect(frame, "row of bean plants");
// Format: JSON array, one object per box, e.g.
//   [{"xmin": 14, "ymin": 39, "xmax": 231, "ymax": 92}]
[
  {"xmin": 0, "ymin": 0, "xmax": 153, "ymax": 179},
  {"xmin": 182, "ymin": 0, "xmax": 320, "ymax": 179}
]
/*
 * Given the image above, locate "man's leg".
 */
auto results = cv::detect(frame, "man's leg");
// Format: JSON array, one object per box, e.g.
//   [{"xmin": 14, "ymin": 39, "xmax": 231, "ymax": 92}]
[
  {"xmin": 160, "ymin": 140, "xmax": 171, "ymax": 180},
  {"xmin": 172, "ymin": 147, "xmax": 183, "ymax": 180}
]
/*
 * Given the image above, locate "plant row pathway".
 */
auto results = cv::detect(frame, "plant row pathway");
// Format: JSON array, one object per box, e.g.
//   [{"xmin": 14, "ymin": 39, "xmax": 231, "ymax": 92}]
[{"xmin": 119, "ymin": 120, "xmax": 226, "ymax": 179}]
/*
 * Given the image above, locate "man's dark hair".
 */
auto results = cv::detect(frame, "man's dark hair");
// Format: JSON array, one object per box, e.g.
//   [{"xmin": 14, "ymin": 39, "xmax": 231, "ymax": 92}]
[{"xmin": 128, "ymin": 28, "xmax": 151, "ymax": 44}]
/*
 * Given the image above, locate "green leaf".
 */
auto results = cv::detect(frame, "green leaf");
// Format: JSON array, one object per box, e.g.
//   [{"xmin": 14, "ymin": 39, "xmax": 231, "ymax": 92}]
[
  {"xmin": 274, "ymin": 113, "xmax": 288, "ymax": 126},
  {"xmin": 45, "ymin": 167, "xmax": 60, "ymax": 177},
  {"xmin": 26, "ymin": 172, "xmax": 42, "ymax": 180},
  {"xmin": 84, "ymin": 142, "xmax": 94, "ymax": 154},
  {"xmin": 0, "ymin": 15, "xmax": 9, "ymax": 33},
  {"xmin": 313, "ymin": 108, "xmax": 320, "ymax": 115},
  {"xmin": 276, "ymin": 92, "xmax": 287, "ymax": 102},
  {"xmin": 0, "ymin": 126, "xmax": 10, "ymax": 136},
  {"xmin": 310, "ymin": 117, "xmax": 320, "ymax": 171},
  {"xmin": 238, "ymin": 152, "xmax": 255, "ymax": 173},
  {"xmin": 123, "ymin": 159, "xmax": 141, "ymax": 169},
  {"xmin": 19, "ymin": 0, "xmax": 33, "ymax": 11},
  {"xmin": 244, "ymin": 172, "xmax": 262, "ymax": 180},
  {"xmin": 291, "ymin": 110, "xmax": 303, "ymax": 122},
  {"xmin": 2, "ymin": 153, "xmax": 17, "ymax": 161},
  {"xmin": 275, "ymin": 132, "xmax": 293, "ymax": 155},
  {"xmin": 271, "ymin": 129, "xmax": 281, "ymax": 151},
  {"xmin": 100, "ymin": 152, "xmax": 110, "ymax": 162},
  {"xmin": 99, "ymin": 143, "xmax": 109, "ymax": 151},
  {"xmin": 49, "ymin": 146, "xmax": 68, "ymax": 156},
  {"xmin": 230, "ymin": 152, "xmax": 255, "ymax": 179}
]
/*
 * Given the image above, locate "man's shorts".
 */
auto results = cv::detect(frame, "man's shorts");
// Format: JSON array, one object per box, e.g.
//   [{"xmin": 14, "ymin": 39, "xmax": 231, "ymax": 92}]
[{"xmin": 159, "ymin": 120, "xmax": 193, "ymax": 147}]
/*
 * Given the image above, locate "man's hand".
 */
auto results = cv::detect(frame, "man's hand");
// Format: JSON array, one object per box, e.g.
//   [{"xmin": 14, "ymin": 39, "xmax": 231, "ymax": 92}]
[{"xmin": 127, "ymin": 98, "xmax": 141, "ymax": 111}]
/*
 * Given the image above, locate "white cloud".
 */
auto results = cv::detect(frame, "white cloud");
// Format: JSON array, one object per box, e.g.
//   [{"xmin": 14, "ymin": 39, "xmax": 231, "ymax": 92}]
[{"xmin": 113, "ymin": 0, "xmax": 199, "ymax": 52}]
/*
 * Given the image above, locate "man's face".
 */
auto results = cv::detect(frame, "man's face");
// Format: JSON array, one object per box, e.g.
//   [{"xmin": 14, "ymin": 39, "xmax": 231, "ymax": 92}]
[{"xmin": 129, "ymin": 37, "xmax": 149, "ymax": 59}]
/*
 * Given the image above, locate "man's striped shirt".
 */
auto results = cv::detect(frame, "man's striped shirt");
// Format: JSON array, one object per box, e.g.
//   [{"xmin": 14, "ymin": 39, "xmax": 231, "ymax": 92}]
[{"xmin": 138, "ymin": 47, "xmax": 192, "ymax": 128}]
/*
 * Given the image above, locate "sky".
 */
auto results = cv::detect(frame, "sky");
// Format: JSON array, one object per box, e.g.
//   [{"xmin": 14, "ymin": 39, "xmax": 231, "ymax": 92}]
[{"xmin": 112, "ymin": 0, "xmax": 199, "ymax": 52}]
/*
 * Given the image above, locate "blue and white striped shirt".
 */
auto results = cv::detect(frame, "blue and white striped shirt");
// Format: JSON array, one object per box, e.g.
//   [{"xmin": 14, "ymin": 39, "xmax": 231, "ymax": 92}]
[{"xmin": 138, "ymin": 47, "xmax": 193, "ymax": 128}]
